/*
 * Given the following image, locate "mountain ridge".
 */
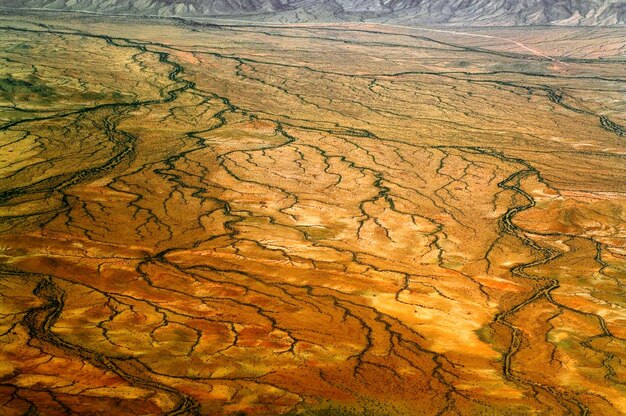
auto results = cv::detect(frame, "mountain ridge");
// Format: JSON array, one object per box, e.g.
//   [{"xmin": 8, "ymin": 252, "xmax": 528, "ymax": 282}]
[{"xmin": 2, "ymin": 0, "xmax": 626, "ymax": 25}]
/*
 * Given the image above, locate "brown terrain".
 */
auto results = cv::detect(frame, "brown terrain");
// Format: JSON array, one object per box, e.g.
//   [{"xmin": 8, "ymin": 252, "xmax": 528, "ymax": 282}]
[{"xmin": 0, "ymin": 11, "xmax": 625, "ymax": 416}]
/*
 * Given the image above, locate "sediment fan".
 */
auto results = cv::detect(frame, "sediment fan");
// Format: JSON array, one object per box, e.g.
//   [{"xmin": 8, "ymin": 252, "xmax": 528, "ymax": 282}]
[{"xmin": 2, "ymin": 0, "xmax": 626, "ymax": 24}]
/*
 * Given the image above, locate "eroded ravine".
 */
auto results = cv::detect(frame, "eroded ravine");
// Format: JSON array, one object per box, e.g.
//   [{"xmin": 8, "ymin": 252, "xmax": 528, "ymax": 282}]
[{"xmin": 0, "ymin": 24, "xmax": 211, "ymax": 415}]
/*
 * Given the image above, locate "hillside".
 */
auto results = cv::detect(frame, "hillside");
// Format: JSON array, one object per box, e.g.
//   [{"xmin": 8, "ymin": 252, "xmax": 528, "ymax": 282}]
[{"xmin": 3, "ymin": 0, "xmax": 626, "ymax": 25}]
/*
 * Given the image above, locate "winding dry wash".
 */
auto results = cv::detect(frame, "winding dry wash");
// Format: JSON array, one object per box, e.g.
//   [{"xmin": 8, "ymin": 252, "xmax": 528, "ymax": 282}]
[{"xmin": 1, "ymin": 11, "xmax": 625, "ymax": 416}]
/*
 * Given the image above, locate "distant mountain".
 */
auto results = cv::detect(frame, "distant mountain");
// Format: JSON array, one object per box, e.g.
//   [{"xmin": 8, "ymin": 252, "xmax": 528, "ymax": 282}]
[{"xmin": 3, "ymin": 0, "xmax": 626, "ymax": 25}]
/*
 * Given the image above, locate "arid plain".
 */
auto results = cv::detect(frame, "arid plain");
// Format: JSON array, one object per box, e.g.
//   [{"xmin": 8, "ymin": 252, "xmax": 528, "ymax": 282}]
[{"xmin": 0, "ymin": 11, "xmax": 625, "ymax": 415}]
